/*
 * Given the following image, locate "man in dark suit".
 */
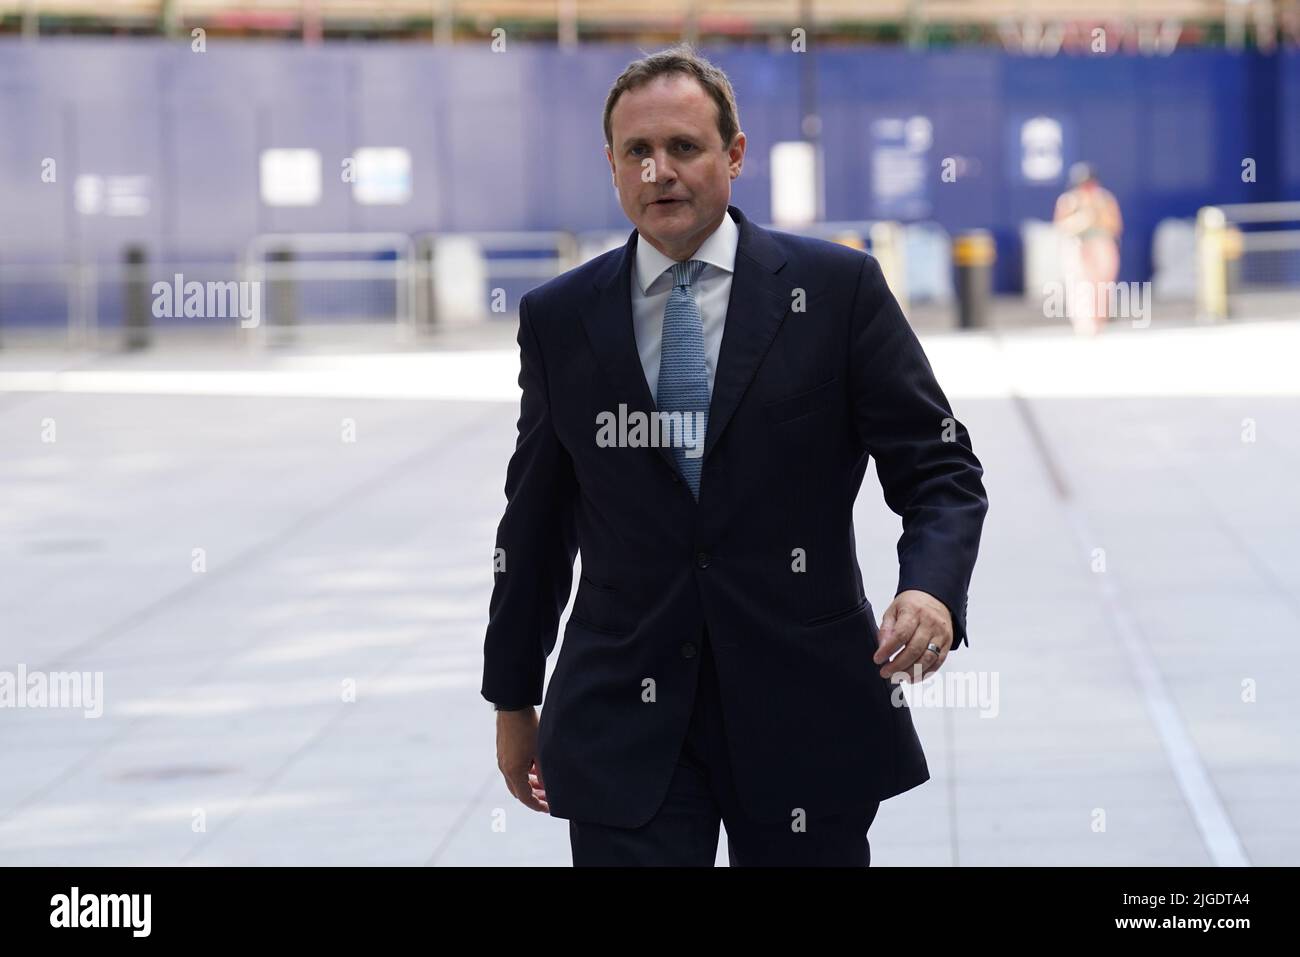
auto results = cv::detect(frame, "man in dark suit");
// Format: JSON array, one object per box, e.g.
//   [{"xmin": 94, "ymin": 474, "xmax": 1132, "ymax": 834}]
[{"xmin": 482, "ymin": 45, "xmax": 988, "ymax": 866}]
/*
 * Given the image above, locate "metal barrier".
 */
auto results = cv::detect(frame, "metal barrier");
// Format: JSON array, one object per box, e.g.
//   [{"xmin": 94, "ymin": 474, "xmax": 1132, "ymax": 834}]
[
  {"xmin": 1197, "ymin": 202, "xmax": 1300, "ymax": 322},
  {"xmin": 412, "ymin": 230, "xmax": 579, "ymax": 326},
  {"xmin": 413, "ymin": 230, "xmax": 580, "ymax": 280},
  {"xmin": 0, "ymin": 258, "xmax": 267, "ymax": 349},
  {"xmin": 0, "ymin": 262, "xmax": 99, "ymax": 348},
  {"xmin": 243, "ymin": 232, "xmax": 420, "ymax": 345},
  {"xmin": 0, "ymin": 223, "xmax": 913, "ymax": 347}
]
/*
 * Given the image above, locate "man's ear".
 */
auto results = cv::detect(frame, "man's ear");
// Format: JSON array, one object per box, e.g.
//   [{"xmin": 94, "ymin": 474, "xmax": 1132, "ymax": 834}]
[
  {"xmin": 728, "ymin": 131, "xmax": 747, "ymax": 179},
  {"xmin": 605, "ymin": 146, "xmax": 616, "ymax": 187}
]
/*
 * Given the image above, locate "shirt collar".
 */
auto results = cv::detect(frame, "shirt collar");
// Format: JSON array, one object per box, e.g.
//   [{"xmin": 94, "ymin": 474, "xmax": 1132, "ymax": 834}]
[{"xmin": 634, "ymin": 207, "xmax": 739, "ymax": 295}]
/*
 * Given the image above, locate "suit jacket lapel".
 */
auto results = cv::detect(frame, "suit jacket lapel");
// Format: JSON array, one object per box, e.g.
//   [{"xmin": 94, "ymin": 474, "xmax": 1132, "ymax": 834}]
[
  {"xmin": 703, "ymin": 205, "xmax": 792, "ymax": 462},
  {"xmin": 585, "ymin": 228, "xmax": 679, "ymax": 476}
]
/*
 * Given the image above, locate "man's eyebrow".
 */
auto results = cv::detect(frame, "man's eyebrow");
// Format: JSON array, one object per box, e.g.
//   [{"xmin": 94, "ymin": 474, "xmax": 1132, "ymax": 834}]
[{"xmin": 620, "ymin": 134, "xmax": 702, "ymax": 149}]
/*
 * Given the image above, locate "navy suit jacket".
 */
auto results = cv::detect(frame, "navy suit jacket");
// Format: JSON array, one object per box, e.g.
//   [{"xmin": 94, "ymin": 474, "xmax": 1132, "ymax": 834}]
[{"xmin": 482, "ymin": 204, "xmax": 988, "ymax": 828}]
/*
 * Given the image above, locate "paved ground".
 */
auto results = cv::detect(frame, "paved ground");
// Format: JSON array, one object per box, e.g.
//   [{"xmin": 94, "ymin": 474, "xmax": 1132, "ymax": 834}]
[{"xmin": 1, "ymin": 311, "xmax": 1297, "ymax": 866}]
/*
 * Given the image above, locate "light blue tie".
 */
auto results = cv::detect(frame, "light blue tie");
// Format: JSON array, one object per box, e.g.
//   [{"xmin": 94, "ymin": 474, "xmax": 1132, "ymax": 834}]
[{"xmin": 656, "ymin": 259, "xmax": 709, "ymax": 500}]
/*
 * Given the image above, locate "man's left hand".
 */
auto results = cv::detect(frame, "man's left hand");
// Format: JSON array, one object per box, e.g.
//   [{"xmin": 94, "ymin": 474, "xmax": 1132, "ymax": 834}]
[{"xmin": 872, "ymin": 589, "xmax": 952, "ymax": 683}]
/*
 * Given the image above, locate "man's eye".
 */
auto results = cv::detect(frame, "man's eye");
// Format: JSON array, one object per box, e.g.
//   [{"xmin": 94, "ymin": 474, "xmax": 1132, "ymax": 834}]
[{"xmin": 677, "ymin": 143, "xmax": 696, "ymax": 152}]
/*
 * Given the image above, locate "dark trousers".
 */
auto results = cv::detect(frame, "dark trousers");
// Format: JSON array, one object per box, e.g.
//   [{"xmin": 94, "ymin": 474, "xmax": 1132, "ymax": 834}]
[{"xmin": 569, "ymin": 627, "xmax": 881, "ymax": 866}]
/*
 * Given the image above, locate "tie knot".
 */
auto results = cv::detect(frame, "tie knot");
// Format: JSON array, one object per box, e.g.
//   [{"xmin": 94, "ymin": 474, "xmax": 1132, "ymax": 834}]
[{"xmin": 671, "ymin": 259, "xmax": 706, "ymax": 289}]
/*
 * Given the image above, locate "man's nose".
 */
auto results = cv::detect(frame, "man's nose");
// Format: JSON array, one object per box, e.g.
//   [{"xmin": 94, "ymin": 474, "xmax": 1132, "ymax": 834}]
[{"xmin": 651, "ymin": 148, "xmax": 677, "ymax": 183}]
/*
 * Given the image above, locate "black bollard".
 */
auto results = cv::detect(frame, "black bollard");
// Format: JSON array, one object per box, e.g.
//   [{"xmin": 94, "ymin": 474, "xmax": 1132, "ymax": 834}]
[
  {"xmin": 267, "ymin": 247, "xmax": 297, "ymax": 344},
  {"xmin": 415, "ymin": 235, "xmax": 437, "ymax": 333},
  {"xmin": 123, "ymin": 245, "xmax": 151, "ymax": 350},
  {"xmin": 1223, "ymin": 225, "xmax": 1243, "ymax": 320},
  {"xmin": 953, "ymin": 230, "xmax": 995, "ymax": 330}
]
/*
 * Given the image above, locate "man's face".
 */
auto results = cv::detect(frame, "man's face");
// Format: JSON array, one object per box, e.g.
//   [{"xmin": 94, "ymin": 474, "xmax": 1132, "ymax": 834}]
[{"xmin": 605, "ymin": 73, "xmax": 745, "ymax": 261}]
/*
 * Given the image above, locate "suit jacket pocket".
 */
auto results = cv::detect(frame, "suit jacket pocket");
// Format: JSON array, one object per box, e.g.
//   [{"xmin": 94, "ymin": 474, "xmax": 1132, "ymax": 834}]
[
  {"xmin": 803, "ymin": 596, "xmax": 870, "ymax": 627},
  {"xmin": 570, "ymin": 575, "xmax": 630, "ymax": 635},
  {"xmin": 764, "ymin": 376, "xmax": 838, "ymax": 425},
  {"xmin": 566, "ymin": 614, "xmax": 630, "ymax": 637}
]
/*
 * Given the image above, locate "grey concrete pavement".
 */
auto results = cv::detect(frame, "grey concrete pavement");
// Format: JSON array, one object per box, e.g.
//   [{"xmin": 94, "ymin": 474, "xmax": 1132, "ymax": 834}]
[{"xmin": 1, "ymin": 316, "xmax": 1297, "ymax": 865}]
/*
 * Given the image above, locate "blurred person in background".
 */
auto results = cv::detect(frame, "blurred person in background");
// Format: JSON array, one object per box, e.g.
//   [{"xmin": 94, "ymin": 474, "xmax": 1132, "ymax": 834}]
[{"xmin": 1054, "ymin": 162, "xmax": 1124, "ymax": 336}]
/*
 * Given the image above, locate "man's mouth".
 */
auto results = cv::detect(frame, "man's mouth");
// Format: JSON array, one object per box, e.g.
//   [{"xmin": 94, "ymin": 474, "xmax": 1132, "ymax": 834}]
[{"xmin": 652, "ymin": 198, "xmax": 684, "ymax": 205}]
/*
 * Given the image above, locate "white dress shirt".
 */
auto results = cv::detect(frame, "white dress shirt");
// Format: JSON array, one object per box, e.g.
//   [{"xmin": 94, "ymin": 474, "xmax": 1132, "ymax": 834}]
[{"xmin": 631, "ymin": 207, "xmax": 739, "ymax": 406}]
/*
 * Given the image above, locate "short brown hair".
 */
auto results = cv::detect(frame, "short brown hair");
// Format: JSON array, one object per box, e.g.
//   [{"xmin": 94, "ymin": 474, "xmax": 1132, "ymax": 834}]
[{"xmin": 602, "ymin": 43, "xmax": 741, "ymax": 152}]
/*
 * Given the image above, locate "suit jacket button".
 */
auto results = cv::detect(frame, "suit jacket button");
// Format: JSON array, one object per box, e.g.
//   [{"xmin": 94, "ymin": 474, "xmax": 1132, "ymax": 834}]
[
  {"xmin": 680, "ymin": 642, "xmax": 697, "ymax": 659},
  {"xmin": 695, "ymin": 552, "xmax": 711, "ymax": 569}
]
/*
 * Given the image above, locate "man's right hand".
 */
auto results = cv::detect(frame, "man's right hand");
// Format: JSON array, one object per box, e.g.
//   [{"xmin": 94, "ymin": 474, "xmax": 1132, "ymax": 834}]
[{"xmin": 496, "ymin": 707, "xmax": 549, "ymax": 813}]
